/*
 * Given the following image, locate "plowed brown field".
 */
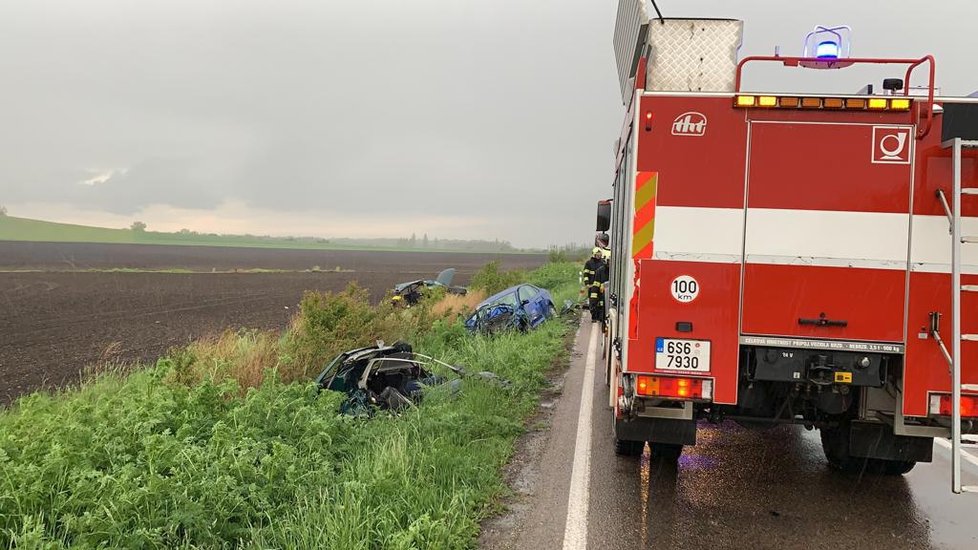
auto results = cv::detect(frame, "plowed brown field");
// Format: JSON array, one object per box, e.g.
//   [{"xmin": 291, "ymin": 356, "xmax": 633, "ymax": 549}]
[{"xmin": 0, "ymin": 242, "xmax": 546, "ymax": 404}]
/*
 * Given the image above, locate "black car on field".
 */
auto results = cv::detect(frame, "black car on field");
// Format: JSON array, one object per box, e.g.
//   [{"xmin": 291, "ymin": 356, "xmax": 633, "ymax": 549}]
[{"xmin": 391, "ymin": 268, "xmax": 467, "ymax": 306}]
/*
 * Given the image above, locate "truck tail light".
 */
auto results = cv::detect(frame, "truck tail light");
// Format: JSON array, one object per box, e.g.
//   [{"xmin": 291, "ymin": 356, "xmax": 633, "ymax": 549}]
[
  {"xmin": 635, "ymin": 375, "xmax": 712, "ymax": 400},
  {"xmin": 929, "ymin": 394, "xmax": 978, "ymax": 418}
]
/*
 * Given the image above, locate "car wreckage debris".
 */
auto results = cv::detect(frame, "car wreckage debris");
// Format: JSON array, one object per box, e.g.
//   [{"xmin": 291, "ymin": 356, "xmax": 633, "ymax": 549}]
[
  {"xmin": 314, "ymin": 341, "xmax": 511, "ymax": 416},
  {"xmin": 390, "ymin": 267, "xmax": 467, "ymax": 307}
]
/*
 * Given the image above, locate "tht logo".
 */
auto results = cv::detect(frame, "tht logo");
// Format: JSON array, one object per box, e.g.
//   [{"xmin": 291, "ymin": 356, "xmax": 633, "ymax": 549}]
[
  {"xmin": 872, "ymin": 126, "xmax": 911, "ymax": 164},
  {"xmin": 671, "ymin": 112, "xmax": 707, "ymax": 137}
]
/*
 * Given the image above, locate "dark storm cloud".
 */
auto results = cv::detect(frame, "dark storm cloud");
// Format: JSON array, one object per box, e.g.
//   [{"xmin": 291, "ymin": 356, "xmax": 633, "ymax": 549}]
[{"xmin": 1, "ymin": 1, "xmax": 976, "ymax": 246}]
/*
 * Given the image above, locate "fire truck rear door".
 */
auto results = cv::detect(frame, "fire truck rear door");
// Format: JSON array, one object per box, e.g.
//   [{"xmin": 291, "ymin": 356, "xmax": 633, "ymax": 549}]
[{"xmin": 742, "ymin": 121, "xmax": 913, "ymax": 343}]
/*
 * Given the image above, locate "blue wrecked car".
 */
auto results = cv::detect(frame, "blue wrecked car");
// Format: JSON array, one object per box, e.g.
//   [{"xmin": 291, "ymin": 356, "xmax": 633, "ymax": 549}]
[{"xmin": 464, "ymin": 284, "xmax": 556, "ymax": 334}]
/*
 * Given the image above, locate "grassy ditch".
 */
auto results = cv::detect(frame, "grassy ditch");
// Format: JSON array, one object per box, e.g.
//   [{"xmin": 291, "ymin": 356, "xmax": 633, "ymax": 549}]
[{"xmin": 0, "ymin": 262, "xmax": 580, "ymax": 548}]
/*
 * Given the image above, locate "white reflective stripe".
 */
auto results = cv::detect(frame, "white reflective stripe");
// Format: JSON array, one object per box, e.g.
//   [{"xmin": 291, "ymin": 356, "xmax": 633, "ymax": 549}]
[
  {"xmin": 654, "ymin": 206, "xmax": 744, "ymax": 257},
  {"xmin": 911, "ymin": 214, "xmax": 978, "ymax": 272},
  {"xmin": 653, "ymin": 207, "xmax": 978, "ymax": 273},
  {"xmin": 746, "ymin": 208, "xmax": 909, "ymax": 263},
  {"xmin": 656, "ymin": 206, "xmax": 910, "ymax": 262}
]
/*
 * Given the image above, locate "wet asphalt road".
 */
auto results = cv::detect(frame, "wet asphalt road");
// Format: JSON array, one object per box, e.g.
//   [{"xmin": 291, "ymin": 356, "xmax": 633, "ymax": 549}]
[{"xmin": 481, "ymin": 320, "xmax": 978, "ymax": 550}]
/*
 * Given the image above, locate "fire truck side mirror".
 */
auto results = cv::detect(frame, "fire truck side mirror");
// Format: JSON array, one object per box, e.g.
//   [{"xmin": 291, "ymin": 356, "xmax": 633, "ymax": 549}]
[{"xmin": 596, "ymin": 200, "xmax": 611, "ymax": 232}]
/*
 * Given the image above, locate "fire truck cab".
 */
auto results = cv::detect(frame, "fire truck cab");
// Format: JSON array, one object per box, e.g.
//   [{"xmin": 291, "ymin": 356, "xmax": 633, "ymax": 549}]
[{"xmin": 604, "ymin": 1, "xmax": 978, "ymax": 493}]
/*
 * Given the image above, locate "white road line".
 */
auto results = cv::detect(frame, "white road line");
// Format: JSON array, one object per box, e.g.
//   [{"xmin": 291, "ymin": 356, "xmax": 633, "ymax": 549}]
[
  {"xmin": 934, "ymin": 437, "xmax": 978, "ymax": 469},
  {"xmin": 562, "ymin": 323, "xmax": 599, "ymax": 550}
]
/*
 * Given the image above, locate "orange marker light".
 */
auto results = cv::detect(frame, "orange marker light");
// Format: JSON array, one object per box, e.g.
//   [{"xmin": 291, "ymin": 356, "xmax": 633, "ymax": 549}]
[
  {"xmin": 801, "ymin": 97, "xmax": 822, "ymax": 109},
  {"xmin": 779, "ymin": 97, "xmax": 800, "ymax": 108},
  {"xmin": 823, "ymin": 98, "xmax": 844, "ymax": 109},
  {"xmin": 845, "ymin": 98, "xmax": 867, "ymax": 109},
  {"xmin": 637, "ymin": 375, "xmax": 651, "ymax": 395}
]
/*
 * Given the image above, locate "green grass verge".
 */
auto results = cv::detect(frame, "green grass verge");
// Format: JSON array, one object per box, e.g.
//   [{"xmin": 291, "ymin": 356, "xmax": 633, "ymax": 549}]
[{"xmin": 0, "ymin": 262, "xmax": 580, "ymax": 548}]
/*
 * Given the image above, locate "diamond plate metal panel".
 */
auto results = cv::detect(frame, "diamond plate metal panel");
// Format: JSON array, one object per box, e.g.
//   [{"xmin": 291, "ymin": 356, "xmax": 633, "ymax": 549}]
[
  {"xmin": 645, "ymin": 19, "xmax": 743, "ymax": 93},
  {"xmin": 613, "ymin": 0, "xmax": 649, "ymax": 105}
]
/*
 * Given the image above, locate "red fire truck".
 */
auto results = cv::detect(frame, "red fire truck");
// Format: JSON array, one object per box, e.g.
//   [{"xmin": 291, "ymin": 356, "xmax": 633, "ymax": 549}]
[{"xmin": 602, "ymin": 3, "xmax": 978, "ymax": 493}]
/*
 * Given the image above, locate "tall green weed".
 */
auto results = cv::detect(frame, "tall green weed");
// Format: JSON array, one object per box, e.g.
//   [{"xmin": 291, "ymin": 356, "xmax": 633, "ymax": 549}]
[{"xmin": 0, "ymin": 263, "xmax": 579, "ymax": 548}]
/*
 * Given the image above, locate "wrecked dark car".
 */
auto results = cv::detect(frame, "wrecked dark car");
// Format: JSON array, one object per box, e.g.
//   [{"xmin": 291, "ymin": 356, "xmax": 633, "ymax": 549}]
[
  {"xmin": 391, "ymin": 268, "xmax": 467, "ymax": 306},
  {"xmin": 315, "ymin": 341, "xmax": 510, "ymax": 415},
  {"xmin": 464, "ymin": 284, "xmax": 556, "ymax": 334},
  {"xmin": 315, "ymin": 342, "xmax": 440, "ymax": 415}
]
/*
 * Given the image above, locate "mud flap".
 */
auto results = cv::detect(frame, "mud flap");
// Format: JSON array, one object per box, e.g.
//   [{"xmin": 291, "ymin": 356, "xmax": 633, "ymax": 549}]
[
  {"xmin": 849, "ymin": 421, "xmax": 934, "ymax": 463},
  {"xmin": 615, "ymin": 417, "xmax": 697, "ymax": 446}
]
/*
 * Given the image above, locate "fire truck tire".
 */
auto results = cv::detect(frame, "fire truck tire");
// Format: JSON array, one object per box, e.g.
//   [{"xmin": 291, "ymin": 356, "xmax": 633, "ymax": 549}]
[
  {"xmin": 822, "ymin": 423, "xmax": 921, "ymax": 475},
  {"xmin": 615, "ymin": 439, "xmax": 645, "ymax": 456},
  {"xmin": 649, "ymin": 443, "xmax": 683, "ymax": 461},
  {"xmin": 819, "ymin": 425, "xmax": 863, "ymax": 473},
  {"xmin": 879, "ymin": 460, "xmax": 916, "ymax": 475}
]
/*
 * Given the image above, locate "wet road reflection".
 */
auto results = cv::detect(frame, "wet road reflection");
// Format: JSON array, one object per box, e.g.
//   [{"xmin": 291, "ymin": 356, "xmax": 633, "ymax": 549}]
[{"xmin": 590, "ymin": 415, "xmax": 977, "ymax": 549}]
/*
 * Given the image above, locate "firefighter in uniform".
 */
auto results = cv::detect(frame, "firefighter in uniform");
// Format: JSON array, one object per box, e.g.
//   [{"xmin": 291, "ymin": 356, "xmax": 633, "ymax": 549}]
[{"xmin": 582, "ymin": 247, "xmax": 608, "ymax": 322}]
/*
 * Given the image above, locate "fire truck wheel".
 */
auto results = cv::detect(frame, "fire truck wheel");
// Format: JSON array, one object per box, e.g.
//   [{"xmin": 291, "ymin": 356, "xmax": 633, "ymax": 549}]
[
  {"xmin": 878, "ymin": 459, "xmax": 916, "ymax": 476},
  {"xmin": 819, "ymin": 425, "xmax": 862, "ymax": 473},
  {"xmin": 614, "ymin": 439, "xmax": 645, "ymax": 456},
  {"xmin": 649, "ymin": 443, "xmax": 683, "ymax": 461}
]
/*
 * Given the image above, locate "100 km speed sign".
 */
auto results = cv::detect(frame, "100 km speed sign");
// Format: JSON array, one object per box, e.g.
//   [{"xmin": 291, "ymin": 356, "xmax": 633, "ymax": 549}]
[{"xmin": 670, "ymin": 275, "xmax": 699, "ymax": 303}]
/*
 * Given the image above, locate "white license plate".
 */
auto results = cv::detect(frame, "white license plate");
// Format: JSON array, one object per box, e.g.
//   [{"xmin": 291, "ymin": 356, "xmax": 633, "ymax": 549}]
[{"xmin": 655, "ymin": 338, "xmax": 711, "ymax": 372}]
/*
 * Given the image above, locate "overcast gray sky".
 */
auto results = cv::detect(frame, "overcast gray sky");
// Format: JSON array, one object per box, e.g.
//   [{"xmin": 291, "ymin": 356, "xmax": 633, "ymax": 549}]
[{"xmin": 2, "ymin": 1, "xmax": 976, "ymax": 247}]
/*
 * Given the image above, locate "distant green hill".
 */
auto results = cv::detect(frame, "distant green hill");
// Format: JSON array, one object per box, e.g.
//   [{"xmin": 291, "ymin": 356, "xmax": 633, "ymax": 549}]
[
  {"xmin": 0, "ymin": 216, "xmax": 142, "ymax": 244},
  {"xmin": 0, "ymin": 215, "xmax": 533, "ymax": 253}
]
